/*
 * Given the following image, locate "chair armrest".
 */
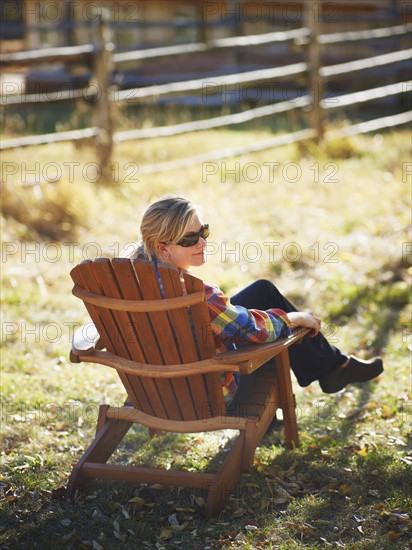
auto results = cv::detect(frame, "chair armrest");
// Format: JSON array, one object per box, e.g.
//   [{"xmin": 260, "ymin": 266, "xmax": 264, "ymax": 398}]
[
  {"xmin": 70, "ymin": 347, "xmax": 239, "ymax": 377},
  {"xmin": 70, "ymin": 327, "xmax": 309, "ymax": 376},
  {"xmin": 72, "ymin": 323, "xmax": 101, "ymax": 354},
  {"xmin": 213, "ymin": 328, "xmax": 310, "ymax": 374}
]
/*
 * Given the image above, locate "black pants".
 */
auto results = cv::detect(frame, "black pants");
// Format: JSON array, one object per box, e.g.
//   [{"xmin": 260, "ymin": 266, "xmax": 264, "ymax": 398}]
[{"xmin": 228, "ymin": 279, "xmax": 346, "ymax": 406}]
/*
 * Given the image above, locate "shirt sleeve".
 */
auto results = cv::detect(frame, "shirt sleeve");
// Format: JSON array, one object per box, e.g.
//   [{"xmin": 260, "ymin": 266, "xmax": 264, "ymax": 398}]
[{"xmin": 205, "ymin": 283, "xmax": 291, "ymax": 348}]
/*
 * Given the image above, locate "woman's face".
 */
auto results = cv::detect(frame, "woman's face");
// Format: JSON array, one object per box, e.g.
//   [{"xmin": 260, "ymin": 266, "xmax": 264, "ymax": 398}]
[{"xmin": 157, "ymin": 214, "xmax": 207, "ymax": 271}]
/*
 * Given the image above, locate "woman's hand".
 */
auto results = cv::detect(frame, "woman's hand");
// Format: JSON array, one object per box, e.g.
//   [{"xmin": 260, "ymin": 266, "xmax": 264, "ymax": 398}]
[{"xmin": 287, "ymin": 311, "xmax": 321, "ymax": 337}]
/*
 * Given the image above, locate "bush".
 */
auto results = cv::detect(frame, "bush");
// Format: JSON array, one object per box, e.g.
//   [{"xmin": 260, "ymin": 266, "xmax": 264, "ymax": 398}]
[{"xmin": 1, "ymin": 178, "xmax": 93, "ymax": 240}]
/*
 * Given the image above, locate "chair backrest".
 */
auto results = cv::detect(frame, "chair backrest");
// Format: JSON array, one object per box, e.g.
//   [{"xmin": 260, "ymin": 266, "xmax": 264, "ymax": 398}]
[{"xmin": 70, "ymin": 258, "xmax": 226, "ymax": 421}]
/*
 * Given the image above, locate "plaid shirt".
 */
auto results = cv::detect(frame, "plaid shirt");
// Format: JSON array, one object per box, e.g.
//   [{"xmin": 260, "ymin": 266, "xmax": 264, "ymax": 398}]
[{"xmin": 204, "ymin": 283, "xmax": 291, "ymax": 403}]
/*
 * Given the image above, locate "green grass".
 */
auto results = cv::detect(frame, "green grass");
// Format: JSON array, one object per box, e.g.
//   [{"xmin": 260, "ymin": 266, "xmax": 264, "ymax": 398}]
[{"xmin": 1, "ymin": 128, "xmax": 411, "ymax": 549}]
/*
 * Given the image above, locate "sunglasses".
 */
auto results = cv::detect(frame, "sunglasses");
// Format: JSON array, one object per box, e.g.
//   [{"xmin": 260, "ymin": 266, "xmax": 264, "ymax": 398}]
[{"xmin": 176, "ymin": 224, "xmax": 209, "ymax": 247}]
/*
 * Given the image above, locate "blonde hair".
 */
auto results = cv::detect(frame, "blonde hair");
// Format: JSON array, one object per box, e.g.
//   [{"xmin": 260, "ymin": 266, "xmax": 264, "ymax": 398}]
[{"xmin": 132, "ymin": 196, "xmax": 198, "ymax": 261}]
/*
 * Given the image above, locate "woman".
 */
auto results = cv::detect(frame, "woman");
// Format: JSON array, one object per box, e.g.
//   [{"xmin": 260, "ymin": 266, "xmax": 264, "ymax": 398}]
[{"xmin": 131, "ymin": 195, "xmax": 383, "ymax": 408}]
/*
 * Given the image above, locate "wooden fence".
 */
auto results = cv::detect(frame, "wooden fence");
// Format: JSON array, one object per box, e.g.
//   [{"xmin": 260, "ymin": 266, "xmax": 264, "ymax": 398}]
[{"xmin": 1, "ymin": 0, "xmax": 411, "ymax": 175}]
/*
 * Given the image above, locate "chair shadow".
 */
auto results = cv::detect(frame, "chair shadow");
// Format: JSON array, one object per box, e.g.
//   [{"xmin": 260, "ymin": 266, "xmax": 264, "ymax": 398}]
[
  {"xmin": 253, "ymin": 377, "xmax": 411, "ymax": 546},
  {"xmin": 6, "ymin": 382, "xmax": 409, "ymax": 549}
]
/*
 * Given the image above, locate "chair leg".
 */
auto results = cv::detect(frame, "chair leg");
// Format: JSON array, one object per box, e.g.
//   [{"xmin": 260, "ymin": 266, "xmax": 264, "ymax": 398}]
[
  {"xmin": 205, "ymin": 433, "xmax": 245, "ymax": 517},
  {"xmin": 239, "ymin": 367, "xmax": 279, "ymax": 473},
  {"xmin": 241, "ymin": 393, "xmax": 277, "ymax": 473},
  {"xmin": 242, "ymin": 419, "xmax": 260, "ymax": 473},
  {"xmin": 148, "ymin": 428, "xmax": 161, "ymax": 438},
  {"xmin": 276, "ymin": 350, "xmax": 299, "ymax": 448},
  {"xmin": 67, "ymin": 405, "xmax": 133, "ymax": 498}
]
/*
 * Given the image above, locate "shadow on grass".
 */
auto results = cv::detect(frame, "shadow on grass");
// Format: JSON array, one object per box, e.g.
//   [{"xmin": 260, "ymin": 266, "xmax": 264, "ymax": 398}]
[
  {"xmin": 2, "ymin": 390, "xmax": 410, "ymax": 549},
  {"xmin": 328, "ymin": 257, "xmax": 409, "ymax": 356},
  {"xmin": 2, "ymin": 314, "xmax": 409, "ymax": 549},
  {"xmin": 254, "ymin": 378, "xmax": 411, "ymax": 547}
]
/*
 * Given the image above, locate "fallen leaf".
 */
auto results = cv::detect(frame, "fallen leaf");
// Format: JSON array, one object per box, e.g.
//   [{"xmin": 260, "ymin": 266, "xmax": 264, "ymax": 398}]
[
  {"xmin": 339, "ymin": 485, "xmax": 352, "ymax": 496},
  {"xmin": 314, "ymin": 519, "xmax": 334, "ymax": 525},
  {"xmin": 356, "ymin": 444, "xmax": 369, "ymax": 457},
  {"xmin": 173, "ymin": 521, "xmax": 190, "ymax": 531},
  {"xmin": 61, "ymin": 529, "xmax": 77, "ymax": 543},
  {"xmin": 260, "ymin": 498, "xmax": 269, "ymax": 510},
  {"xmin": 194, "ymin": 496, "xmax": 205, "ymax": 507},
  {"xmin": 315, "ymin": 434, "xmax": 331, "ymax": 441},
  {"xmin": 149, "ymin": 484, "xmax": 165, "ymax": 490},
  {"xmin": 158, "ymin": 527, "xmax": 174, "ymax": 540},
  {"xmin": 387, "ymin": 530, "xmax": 404, "ymax": 540},
  {"xmin": 321, "ymin": 449, "xmax": 333, "ymax": 460},
  {"xmin": 128, "ymin": 496, "xmax": 146, "ymax": 510},
  {"xmin": 129, "ymin": 496, "xmax": 145, "ymax": 505},
  {"xmin": 301, "ymin": 523, "xmax": 318, "ymax": 536},
  {"xmin": 232, "ymin": 507, "xmax": 247, "ymax": 517},
  {"xmin": 108, "ymin": 500, "xmax": 122, "ymax": 511},
  {"xmin": 276, "ymin": 486, "xmax": 293, "ymax": 501},
  {"xmin": 383, "ymin": 512, "xmax": 410, "ymax": 524},
  {"xmin": 390, "ymin": 513, "xmax": 409, "ymax": 524},
  {"xmin": 381, "ymin": 405, "xmax": 394, "ymax": 419},
  {"xmin": 175, "ymin": 507, "xmax": 196, "ymax": 513}
]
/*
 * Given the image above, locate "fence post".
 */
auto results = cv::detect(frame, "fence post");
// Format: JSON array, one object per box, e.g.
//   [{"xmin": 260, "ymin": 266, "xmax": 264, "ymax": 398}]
[
  {"xmin": 93, "ymin": 14, "xmax": 113, "ymax": 181},
  {"xmin": 304, "ymin": 0, "xmax": 324, "ymax": 141},
  {"xmin": 197, "ymin": 2, "xmax": 208, "ymax": 43}
]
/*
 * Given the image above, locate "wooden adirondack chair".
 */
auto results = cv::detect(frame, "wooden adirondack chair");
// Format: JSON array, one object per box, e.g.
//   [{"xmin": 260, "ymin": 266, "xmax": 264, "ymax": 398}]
[{"xmin": 66, "ymin": 258, "xmax": 308, "ymax": 517}]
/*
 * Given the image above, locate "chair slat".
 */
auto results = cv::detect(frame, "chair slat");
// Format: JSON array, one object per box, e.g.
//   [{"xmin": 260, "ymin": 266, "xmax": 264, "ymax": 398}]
[
  {"xmin": 92, "ymin": 259, "xmax": 145, "ymax": 361},
  {"xmin": 90, "ymin": 259, "xmax": 166, "ymax": 416},
  {"xmin": 158, "ymin": 266, "xmax": 200, "ymax": 362},
  {"xmin": 112, "ymin": 260, "xmax": 163, "ymax": 362},
  {"xmin": 70, "ymin": 261, "xmax": 118, "ymax": 355},
  {"xmin": 123, "ymin": 262, "xmax": 188, "ymax": 419},
  {"xmin": 159, "ymin": 266, "xmax": 207, "ymax": 420},
  {"xmin": 183, "ymin": 271, "xmax": 226, "ymax": 416},
  {"xmin": 110, "ymin": 259, "xmax": 172, "ymax": 417},
  {"xmin": 183, "ymin": 272, "xmax": 215, "ymax": 359},
  {"xmin": 71, "ymin": 260, "xmax": 141, "ymax": 408},
  {"xmin": 134, "ymin": 262, "xmax": 181, "ymax": 364}
]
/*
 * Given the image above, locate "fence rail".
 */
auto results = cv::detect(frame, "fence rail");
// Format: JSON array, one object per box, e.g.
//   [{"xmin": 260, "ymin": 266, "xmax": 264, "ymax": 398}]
[
  {"xmin": 320, "ymin": 48, "xmax": 411, "ymax": 77},
  {"xmin": 0, "ymin": 44, "xmax": 95, "ymax": 66},
  {"xmin": 317, "ymin": 23, "xmax": 411, "ymax": 43},
  {"xmin": 1, "ymin": 1, "xmax": 411, "ymax": 170},
  {"xmin": 112, "ymin": 27, "xmax": 312, "ymax": 64}
]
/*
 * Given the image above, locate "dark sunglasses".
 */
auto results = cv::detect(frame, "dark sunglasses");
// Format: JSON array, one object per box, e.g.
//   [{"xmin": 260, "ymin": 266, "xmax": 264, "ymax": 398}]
[{"xmin": 176, "ymin": 224, "xmax": 209, "ymax": 247}]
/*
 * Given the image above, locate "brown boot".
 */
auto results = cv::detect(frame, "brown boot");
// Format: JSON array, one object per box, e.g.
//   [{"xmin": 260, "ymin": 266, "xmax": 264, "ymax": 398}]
[{"xmin": 319, "ymin": 356, "xmax": 383, "ymax": 393}]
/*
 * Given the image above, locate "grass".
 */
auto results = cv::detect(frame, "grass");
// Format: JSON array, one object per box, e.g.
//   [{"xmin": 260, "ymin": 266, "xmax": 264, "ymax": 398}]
[{"xmin": 1, "ymin": 127, "xmax": 411, "ymax": 549}]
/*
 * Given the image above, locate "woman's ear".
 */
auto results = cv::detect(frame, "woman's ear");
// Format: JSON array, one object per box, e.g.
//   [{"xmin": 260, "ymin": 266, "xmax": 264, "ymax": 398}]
[{"xmin": 156, "ymin": 242, "xmax": 170, "ymax": 259}]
